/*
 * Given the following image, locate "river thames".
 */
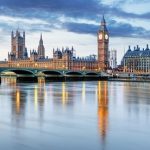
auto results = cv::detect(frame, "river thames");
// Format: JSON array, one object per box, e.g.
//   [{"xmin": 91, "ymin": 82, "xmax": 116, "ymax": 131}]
[{"xmin": 0, "ymin": 80, "xmax": 150, "ymax": 150}]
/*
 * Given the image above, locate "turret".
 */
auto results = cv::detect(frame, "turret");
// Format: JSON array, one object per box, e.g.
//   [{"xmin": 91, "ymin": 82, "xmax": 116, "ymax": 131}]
[
  {"xmin": 37, "ymin": 33, "xmax": 45, "ymax": 59},
  {"xmin": 10, "ymin": 29, "xmax": 25, "ymax": 60},
  {"xmin": 146, "ymin": 44, "xmax": 149, "ymax": 50},
  {"xmin": 128, "ymin": 45, "xmax": 131, "ymax": 51}
]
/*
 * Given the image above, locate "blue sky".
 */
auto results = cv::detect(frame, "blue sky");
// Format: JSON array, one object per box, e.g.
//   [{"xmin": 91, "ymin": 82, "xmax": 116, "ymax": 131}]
[{"xmin": 0, "ymin": 0, "xmax": 149, "ymax": 63}]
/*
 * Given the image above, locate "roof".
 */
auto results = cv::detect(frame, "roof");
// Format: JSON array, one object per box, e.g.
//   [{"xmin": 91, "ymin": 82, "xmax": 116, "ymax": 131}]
[{"xmin": 124, "ymin": 45, "xmax": 150, "ymax": 58}]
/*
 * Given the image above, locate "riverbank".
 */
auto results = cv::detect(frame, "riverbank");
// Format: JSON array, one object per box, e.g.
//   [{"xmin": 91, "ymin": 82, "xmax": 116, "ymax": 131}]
[{"xmin": 108, "ymin": 77, "xmax": 150, "ymax": 82}]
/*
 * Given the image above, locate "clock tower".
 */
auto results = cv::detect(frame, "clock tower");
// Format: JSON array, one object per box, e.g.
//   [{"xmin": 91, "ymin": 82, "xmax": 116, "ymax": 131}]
[{"xmin": 98, "ymin": 15, "xmax": 109, "ymax": 70}]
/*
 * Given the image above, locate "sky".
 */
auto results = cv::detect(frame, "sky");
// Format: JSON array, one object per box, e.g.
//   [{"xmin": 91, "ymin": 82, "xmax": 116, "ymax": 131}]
[{"xmin": 0, "ymin": 0, "xmax": 150, "ymax": 64}]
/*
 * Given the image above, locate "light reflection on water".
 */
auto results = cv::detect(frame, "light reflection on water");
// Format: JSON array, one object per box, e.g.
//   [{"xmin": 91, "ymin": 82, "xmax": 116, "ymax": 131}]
[{"xmin": 0, "ymin": 79, "xmax": 150, "ymax": 150}]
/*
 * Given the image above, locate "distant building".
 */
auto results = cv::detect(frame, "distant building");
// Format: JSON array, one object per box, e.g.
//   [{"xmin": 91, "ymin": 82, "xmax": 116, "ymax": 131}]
[
  {"xmin": 121, "ymin": 45, "xmax": 150, "ymax": 73},
  {"xmin": 0, "ymin": 16, "xmax": 110, "ymax": 71},
  {"xmin": 109, "ymin": 50, "xmax": 117, "ymax": 69}
]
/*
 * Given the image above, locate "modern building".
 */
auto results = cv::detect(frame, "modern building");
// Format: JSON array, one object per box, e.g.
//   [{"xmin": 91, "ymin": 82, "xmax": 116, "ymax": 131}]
[
  {"xmin": 0, "ymin": 16, "xmax": 109, "ymax": 71},
  {"xmin": 109, "ymin": 50, "xmax": 117, "ymax": 69},
  {"xmin": 121, "ymin": 45, "xmax": 150, "ymax": 73}
]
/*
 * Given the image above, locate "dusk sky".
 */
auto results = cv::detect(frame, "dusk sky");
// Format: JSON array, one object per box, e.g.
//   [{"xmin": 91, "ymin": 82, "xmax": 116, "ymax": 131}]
[{"xmin": 0, "ymin": 0, "xmax": 149, "ymax": 63}]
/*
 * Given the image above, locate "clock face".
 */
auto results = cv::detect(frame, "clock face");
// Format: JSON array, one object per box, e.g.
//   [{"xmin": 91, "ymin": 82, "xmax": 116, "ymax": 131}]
[
  {"xmin": 105, "ymin": 34, "xmax": 108, "ymax": 40},
  {"xmin": 99, "ymin": 34, "xmax": 102, "ymax": 40}
]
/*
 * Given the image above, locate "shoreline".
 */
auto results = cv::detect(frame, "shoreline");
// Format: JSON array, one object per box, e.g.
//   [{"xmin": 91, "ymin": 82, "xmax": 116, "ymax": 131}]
[
  {"xmin": 1, "ymin": 76, "xmax": 150, "ymax": 83},
  {"xmin": 108, "ymin": 77, "xmax": 150, "ymax": 82}
]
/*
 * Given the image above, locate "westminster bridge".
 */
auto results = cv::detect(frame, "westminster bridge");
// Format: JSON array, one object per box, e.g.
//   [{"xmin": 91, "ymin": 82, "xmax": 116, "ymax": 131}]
[{"xmin": 0, "ymin": 67, "xmax": 110, "ymax": 83}]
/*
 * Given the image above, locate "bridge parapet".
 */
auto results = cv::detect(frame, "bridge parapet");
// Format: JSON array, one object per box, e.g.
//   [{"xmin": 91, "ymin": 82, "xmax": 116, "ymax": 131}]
[{"xmin": 0, "ymin": 67, "xmax": 103, "ymax": 78}]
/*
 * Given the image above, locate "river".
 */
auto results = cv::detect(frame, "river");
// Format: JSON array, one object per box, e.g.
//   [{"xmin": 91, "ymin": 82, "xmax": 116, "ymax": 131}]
[{"xmin": 0, "ymin": 80, "xmax": 150, "ymax": 150}]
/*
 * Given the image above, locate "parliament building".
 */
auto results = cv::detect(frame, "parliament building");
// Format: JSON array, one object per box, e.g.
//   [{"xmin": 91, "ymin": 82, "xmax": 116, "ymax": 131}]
[{"xmin": 0, "ymin": 16, "xmax": 109, "ymax": 71}]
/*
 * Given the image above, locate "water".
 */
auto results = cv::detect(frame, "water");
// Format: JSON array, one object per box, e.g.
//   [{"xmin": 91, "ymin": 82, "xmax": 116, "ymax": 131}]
[{"xmin": 0, "ymin": 80, "xmax": 150, "ymax": 150}]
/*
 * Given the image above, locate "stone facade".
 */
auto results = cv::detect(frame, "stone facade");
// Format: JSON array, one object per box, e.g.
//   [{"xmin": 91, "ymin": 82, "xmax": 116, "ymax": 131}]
[
  {"xmin": 122, "ymin": 45, "xmax": 150, "ymax": 73},
  {"xmin": 97, "ymin": 16, "xmax": 109, "ymax": 70},
  {"xmin": 0, "ymin": 17, "xmax": 109, "ymax": 71},
  {"xmin": 8, "ymin": 30, "xmax": 26, "ymax": 60}
]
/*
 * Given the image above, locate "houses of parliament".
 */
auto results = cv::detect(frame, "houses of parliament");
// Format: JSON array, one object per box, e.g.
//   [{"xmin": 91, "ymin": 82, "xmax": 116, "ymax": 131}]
[{"xmin": 0, "ymin": 16, "xmax": 109, "ymax": 71}]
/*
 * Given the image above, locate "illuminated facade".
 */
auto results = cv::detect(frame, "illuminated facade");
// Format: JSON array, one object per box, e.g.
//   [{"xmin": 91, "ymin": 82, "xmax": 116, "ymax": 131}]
[
  {"xmin": 97, "ymin": 16, "xmax": 109, "ymax": 70},
  {"xmin": 122, "ymin": 45, "xmax": 150, "ymax": 73},
  {"xmin": 0, "ymin": 16, "xmax": 109, "ymax": 71}
]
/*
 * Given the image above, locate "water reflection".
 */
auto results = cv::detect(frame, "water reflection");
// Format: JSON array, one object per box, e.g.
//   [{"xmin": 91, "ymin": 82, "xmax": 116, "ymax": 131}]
[
  {"xmin": 82, "ymin": 82, "xmax": 86, "ymax": 104},
  {"xmin": 52, "ymin": 82, "xmax": 74, "ymax": 106},
  {"xmin": 123, "ymin": 82, "xmax": 150, "ymax": 120},
  {"xmin": 34, "ymin": 85, "xmax": 38, "ymax": 110},
  {"xmin": 62, "ymin": 82, "xmax": 69, "ymax": 105},
  {"xmin": 97, "ymin": 81, "xmax": 109, "ymax": 144},
  {"xmin": 1, "ymin": 76, "xmax": 17, "ymax": 85},
  {"xmin": 1, "ymin": 79, "xmax": 150, "ymax": 150},
  {"xmin": 38, "ymin": 77, "xmax": 45, "ymax": 84},
  {"xmin": 11, "ymin": 86, "xmax": 27, "ymax": 127},
  {"xmin": 34, "ymin": 81, "xmax": 45, "ymax": 118},
  {"xmin": 6, "ymin": 80, "xmax": 47, "ymax": 127}
]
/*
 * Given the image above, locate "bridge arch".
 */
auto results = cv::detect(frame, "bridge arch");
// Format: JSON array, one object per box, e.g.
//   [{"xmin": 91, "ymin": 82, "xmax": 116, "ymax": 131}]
[
  {"xmin": 65, "ymin": 71, "xmax": 82, "ymax": 76},
  {"xmin": 85, "ymin": 72, "xmax": 99, "ymax": 76},
  {"xmin": 38, "ymin": 70, "xmax": 63, "ymax": 76},
  {"xmin": 1, "ymin": 69, "xmax": 35, "ymax": 75}
]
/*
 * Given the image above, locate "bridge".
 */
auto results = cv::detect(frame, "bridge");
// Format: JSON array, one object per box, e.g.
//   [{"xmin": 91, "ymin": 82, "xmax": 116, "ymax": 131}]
[{"xmin": 0, "ymin": 67, "xmax": 110, "ymax": 82}]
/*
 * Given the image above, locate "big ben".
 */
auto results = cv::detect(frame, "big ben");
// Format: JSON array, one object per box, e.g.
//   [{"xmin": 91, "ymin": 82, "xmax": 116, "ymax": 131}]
[{"xmin": 98, "ymin": 16, "xmax": 109, "ymax": 70}]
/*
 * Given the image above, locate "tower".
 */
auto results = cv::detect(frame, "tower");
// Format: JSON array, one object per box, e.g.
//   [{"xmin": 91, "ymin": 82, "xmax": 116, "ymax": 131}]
[
  {"xmin": 38, "ymin": 34, "xmax": 45, "ymax": 59},
  {"xmin": 97, "ymin": 15, "xmax": 109, "ymax": 70},
  {"xmin": 109, "ymin": 49, "xmax": 117, "ymax": 69},
  {"xmin": 11, "ymin": 30, "xmax": 25, "ymax": 59}
]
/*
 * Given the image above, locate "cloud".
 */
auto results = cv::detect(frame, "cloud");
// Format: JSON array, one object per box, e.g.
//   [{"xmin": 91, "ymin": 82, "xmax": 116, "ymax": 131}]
[
  {"xmin": 0, "ymin": 0, "xmax": 149, "ymax": 39},
  {"xmin": 109, "ymin": 21, "xmax": 150, "ymax": 38},
  {"xmin": 62, "ymin": 22, "xmax": 98, "ymax": 35},
  {"xmin": 0, "ymin": 0, "xmax": 150, "ymax": 20},
  {"xmin": 62, "ymin": 20, "xmax": 150, "ymax": 39}
]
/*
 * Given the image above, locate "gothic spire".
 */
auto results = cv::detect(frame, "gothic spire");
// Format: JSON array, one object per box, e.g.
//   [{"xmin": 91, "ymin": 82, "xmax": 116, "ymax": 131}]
[
  {"xmin": 100, "ymin": 15, "xmax": 107, "ymax": 32},
  {"xmin": 101, "ymin": 14, "xmax": 106, "ymax": 24},
  {"xmin": 39, "ymin": 33, "xmax": 43, "ymax": 44},
  {"xmin": 40, "ymin": 33, "xmax": 42, "ymax": 40},
  {"xmin": 38, "ymin": 33, "xmax": 45, "ymax": 59}
]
